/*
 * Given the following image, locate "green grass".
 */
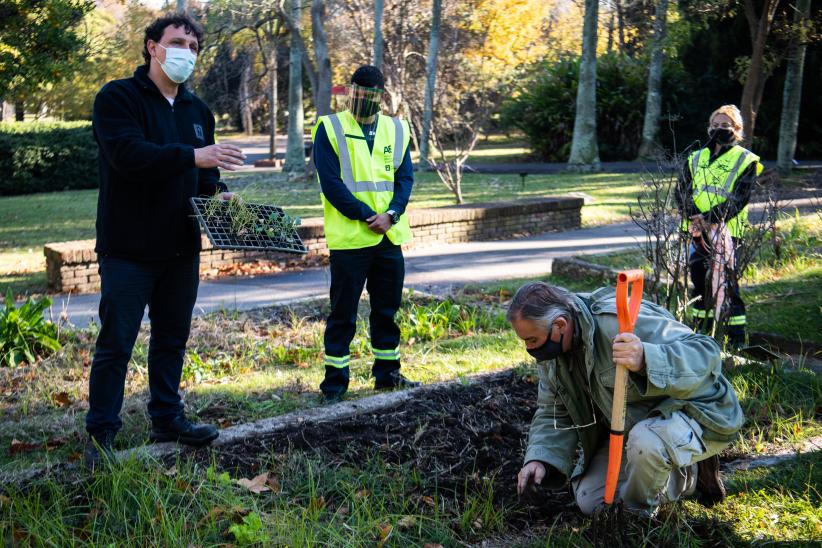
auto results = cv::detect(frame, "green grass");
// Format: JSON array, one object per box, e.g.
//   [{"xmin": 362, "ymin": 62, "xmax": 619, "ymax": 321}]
[{"xmin": 0, "ymin": 169, "xmax": 641, "ymax": 296}]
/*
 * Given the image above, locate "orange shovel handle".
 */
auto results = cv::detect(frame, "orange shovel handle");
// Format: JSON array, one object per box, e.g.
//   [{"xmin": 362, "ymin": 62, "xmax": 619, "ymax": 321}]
[{"xmin": 604, "ymin": 270, "xmax": 644, "ymax": 505}]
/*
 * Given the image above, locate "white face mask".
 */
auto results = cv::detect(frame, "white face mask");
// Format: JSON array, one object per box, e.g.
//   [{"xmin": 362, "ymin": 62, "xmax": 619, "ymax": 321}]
[{"xmin": 156, "ymin": 43, "xmax": 197, "ymax": 84}]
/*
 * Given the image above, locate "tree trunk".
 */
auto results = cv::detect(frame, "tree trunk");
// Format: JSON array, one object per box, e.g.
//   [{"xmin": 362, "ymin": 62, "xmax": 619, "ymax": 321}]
[
  {"xmin": 740, "ymin": 0, "xmax": 780, "ymax": 147},
  {"xmin": 268, "ymin": 47, "xmax": 279, "ymax": 159},
  {"xmin": 637, "ymin": 0, "xmax": 669, "ymax": 160},
  {"xmin": 284, "ymin": 0, "xmax": 306, "ymax": 175},
  {"xmin": 615, "ymin": 0, "xmax": 625, "ymax": 54},
  {"xmin": 776, "ymin": 0, "xmax": 810, "ymax": 175},
  {"xmin": 373, "ymin": 0, "xmax": 385, "ymax": 70},
  {"xmin": 239, "ymin": 57, "xmax": 254, "ymax": 136},
  {"xmin": 607, "ymin": 9, "xmax": 615, "ymax": 52},
  {"xmin": 312, "ymin": 0, "xmax": 332, "ymax": 117},
  {"xmin": 15, "ymin": 101, "xmax": 24, "ymax": 122},
  {"xmin": 177, "ymin": 0, "xmax": 186, "ymax": 13},
  {"xmin": 419, "ymin": 0, "xmax": 442, "ymax": 167},
  {"xmin": 567, "ymin": 0, "xmax": 600, "ymax": 171}
]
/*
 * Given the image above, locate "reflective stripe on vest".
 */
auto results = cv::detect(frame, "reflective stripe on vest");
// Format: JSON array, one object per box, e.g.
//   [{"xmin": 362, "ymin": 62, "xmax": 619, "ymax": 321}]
[{"xmin": 327, "ymin": 113, "xmax": 401, "ymax": 194}]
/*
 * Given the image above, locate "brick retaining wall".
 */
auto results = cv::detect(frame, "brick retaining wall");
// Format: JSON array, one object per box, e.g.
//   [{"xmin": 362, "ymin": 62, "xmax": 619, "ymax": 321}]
[{"xmin": 44, "ymin": 196, "xmax": 583, "ymax": 293}]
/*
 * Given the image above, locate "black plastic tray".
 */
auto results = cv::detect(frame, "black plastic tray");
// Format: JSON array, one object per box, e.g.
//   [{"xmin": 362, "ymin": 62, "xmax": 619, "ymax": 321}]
[{"xmin": 190, "ymin": 197, "xmax": 308, "ymax": 254}]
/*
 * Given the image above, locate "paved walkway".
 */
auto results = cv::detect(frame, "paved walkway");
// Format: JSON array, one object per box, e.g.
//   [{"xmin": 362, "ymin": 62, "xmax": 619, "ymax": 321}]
[{"xmin": 52, "ymin": 221, "xmax": 644, "ymax": 328}]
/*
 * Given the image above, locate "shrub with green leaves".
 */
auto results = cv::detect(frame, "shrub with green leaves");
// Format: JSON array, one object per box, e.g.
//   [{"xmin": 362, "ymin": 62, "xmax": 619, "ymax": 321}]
[
  {"xmin": 0, "ymin": 121, "xmax": 98, "ymax": 195},
  {"xmin": 502, "ymin": 53, "xmax": 687, "ymax": 161},
  {"xmin": 0, "ymin": 292, "xmax": 61, "ymax": 367}
]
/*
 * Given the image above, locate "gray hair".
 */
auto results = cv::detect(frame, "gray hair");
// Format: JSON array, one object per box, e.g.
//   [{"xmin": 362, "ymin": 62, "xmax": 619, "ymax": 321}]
[{"xmin": 506, "ymin": 282, "xmax": 579, "ymax": 332}]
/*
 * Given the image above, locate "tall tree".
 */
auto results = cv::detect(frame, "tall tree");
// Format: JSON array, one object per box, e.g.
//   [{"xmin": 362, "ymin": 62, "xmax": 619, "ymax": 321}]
[
  {"xmin": 239, "ymin": 51, "xmax": 254, "ymax": 135},
  {"xmin": 0, "ymin": 0, "xmax": 94, "ymax": 109},
  {"xmin": 637, "ymin": 0, "xmax": 669, "ymax": 159},
  {"xmin": 311, "ymin": 0, "xmax": 332, "ymax": 117},
  {"xmin": 373, "ymin": 0, "xmax": 385, "ymax": 70},
  {"xmin": 776, "ymin": 0, "xmax": 811, "ymax": 175},
  {"xmin": 177, "ymin": 0, "xmax": 186, "ymax": 13},
  {"xmin": 739, "ymin": 0, "xmax": 781, "ymax": 146},
  {"xmin": 419, "ymin": 0, "xmax": 442, "ymax": 168},
  {"xmin": 567, "ymin": 0, "xmax": 600, "ymax": 171},
  {"xmin": 284, "ymin": 0, "xmax": 305, "ymax": 175}
]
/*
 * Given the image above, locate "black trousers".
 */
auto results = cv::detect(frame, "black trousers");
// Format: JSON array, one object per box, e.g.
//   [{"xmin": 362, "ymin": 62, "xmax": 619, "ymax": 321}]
[
  {"xmin": 85, "ymin": 256, "xmax": 199, "ymax": 435},
  {"xmin": 688, "ymin": 237, "xmax": 746, "ymax": 345},
  {"xmin": 321, "ymin": 236, "xmax": 405, "ymax": 396}
]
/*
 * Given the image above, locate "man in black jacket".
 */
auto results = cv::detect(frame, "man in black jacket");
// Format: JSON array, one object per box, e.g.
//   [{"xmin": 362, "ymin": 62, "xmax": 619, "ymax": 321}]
[{"xmin": 85, "ymin": 13, "xmax": 245, "ymax": 467}]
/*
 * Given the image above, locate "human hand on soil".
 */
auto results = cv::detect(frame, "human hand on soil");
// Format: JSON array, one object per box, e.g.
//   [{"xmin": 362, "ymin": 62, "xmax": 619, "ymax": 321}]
[
  {"xmin": 517, "ymin": 460, "xmax": 547, "ymax": 496},
  {"xmin": 612, "ymin": 332, "xmax": 644, "ymax": 373},
  {"xmin": 366, "ymin": 213, "xmax": 392, "ymax": 234},
  {"xmin": 194, "ymin": 144, "xmax": 246, "ymax": 171}
]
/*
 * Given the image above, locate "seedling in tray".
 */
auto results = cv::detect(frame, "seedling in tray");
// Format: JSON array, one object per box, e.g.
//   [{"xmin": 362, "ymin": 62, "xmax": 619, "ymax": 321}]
[{"xmin": 191, "ymin": 195, "xmax": 307, "ymax": 254}]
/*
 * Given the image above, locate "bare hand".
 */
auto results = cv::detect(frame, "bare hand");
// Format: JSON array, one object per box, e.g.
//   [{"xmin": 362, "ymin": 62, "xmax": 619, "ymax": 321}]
[
  {"xmin": 517, "ymin": 461, "xmax": 547, "ymax": 496},
  {"xmin": 218, "ymin": 192, "xmax": 235, "ymax": 201},
  {"xmin": 612, "ymin": 332, "xmax": 645, "ymax": 373},
  {"xmin": 194, "ymin": 144, "xmax": 246, "ymax": 171},
  {"xmin": 689, "ymin": 215, "xmax": 705, "ymax": 237},
  {"xmin": 366, "ymin": 213, "xmax": 392, "ymax": 234}
]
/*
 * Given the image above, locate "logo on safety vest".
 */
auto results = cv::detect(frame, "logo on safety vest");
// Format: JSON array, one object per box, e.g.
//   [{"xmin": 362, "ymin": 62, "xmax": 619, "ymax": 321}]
[{"xmin": 383, "ymin": 145, "xmax": 392, "ymax": 154}]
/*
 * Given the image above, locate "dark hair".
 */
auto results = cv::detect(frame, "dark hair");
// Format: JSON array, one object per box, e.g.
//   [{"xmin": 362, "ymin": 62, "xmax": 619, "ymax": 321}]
[
  {"xmin": 143, "ymin": 13, "xmax": 204, "ymax": 66},
  {"xmin": 351, "ymin": 65, "xmax": 385, "ymax": 89}
]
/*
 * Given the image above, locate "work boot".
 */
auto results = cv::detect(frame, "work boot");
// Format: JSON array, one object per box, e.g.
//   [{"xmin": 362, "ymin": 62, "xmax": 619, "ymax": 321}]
[
  {"xmin": 150, "ymin": 415, "xmax": 219, "ymax": 447},
  {"xmin": 322, "ymin": 391, "xmax": 345, "ymax": 404},
  {"xmin": 374, "ymin": 370, "xmax": 421, "ymax": 390},
  {"xmin": 84, "ymin": 430, "xmax": 116, "ymax": 471},
  {"xmin": 695, "ymin": 455, "xmax": 726, "ymax": 507}
]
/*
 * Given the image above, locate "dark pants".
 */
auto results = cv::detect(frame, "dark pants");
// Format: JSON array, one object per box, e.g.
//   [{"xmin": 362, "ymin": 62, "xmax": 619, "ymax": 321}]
[
  {"xmin": 85, "ymin": 256, "xmax": 199, "ymax": 435},
  {"xmin": 689, "ymin": 237, "xmax": 746, "ymax": 345},
  {"xmin": 321, "ymin": 236, "xmax": 405, "ymax": 396}
]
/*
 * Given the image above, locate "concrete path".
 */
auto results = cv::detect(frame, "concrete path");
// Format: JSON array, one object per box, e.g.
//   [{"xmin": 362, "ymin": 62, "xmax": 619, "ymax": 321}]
[{"xmin": 51, "ymin": 221, "xmax": 645, "ymax": 328}]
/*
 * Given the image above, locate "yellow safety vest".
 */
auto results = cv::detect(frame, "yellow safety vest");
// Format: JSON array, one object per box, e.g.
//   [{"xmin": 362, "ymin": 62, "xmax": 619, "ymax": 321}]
[
  {"xmin": 684, "ymin": 145, "xmax": 762, "ymax": 238},
  {"xmin": 312, "ymin": 110, "xmax": 413, "ymax": 250}
]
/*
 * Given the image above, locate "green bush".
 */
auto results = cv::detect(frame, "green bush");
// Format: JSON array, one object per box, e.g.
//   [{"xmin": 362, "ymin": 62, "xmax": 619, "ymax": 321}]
[
  {"xmin": 502, "ymin": 54, "xmax": 687, "ymax": 161},
  {"xmin": 0, "ymin": 121, "xmax": 98, "ymax": 195},
  {"xmin": 0, "ymin": 292, "xmax": 61, "ymax": 367}
]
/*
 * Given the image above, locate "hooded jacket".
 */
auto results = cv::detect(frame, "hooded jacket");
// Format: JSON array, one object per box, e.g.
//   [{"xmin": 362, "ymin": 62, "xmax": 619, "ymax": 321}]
[{"xmin": 523, "ymin": 286, "xmax": 744, "ymax": 488}]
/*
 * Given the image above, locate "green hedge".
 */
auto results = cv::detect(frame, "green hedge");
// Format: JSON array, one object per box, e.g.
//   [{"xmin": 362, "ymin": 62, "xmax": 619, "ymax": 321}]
[{"xmin": 0, "ymin": 122, "xmax": 98, "ymax": 195}]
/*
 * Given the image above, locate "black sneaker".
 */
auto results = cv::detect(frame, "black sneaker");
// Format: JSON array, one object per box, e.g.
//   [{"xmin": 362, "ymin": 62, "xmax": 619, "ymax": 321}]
[
  {"xmin": 374, "ymin": 371, "xmax": 421, "ymax": 390},
  {"xmin": 150, "ymin": 415, "xmax": 219, "ymax": 447},
  {"xmin": 84, "ymin": 430, "xmax": 116, "ymax": 471},
  {"xmin": 696, "ymin": 455, "xmax": 726, "ymax": 507}
]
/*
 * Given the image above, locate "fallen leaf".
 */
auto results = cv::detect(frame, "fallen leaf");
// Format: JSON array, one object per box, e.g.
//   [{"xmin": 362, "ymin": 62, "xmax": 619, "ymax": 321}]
[
  {"xmin": 236, "ymin": 473, "xmax": 270, "ymax": 494},
  {"xmin": 45, "ymin": 438, "xmax": 66, "ymax": 451},
  {"xmin": 164, "ymin": 465, "xmax": 178, "ymax": 476},
  {"xmin": 51, "ymin": 392, "xmax": 73, "ymax": 407},
  {"xmin": 376, "ymin": 522, "xmax": 393, "ymax": 547},
  {"xmin": 473, "ymin": 518, "xmax": 483, "ymax": 530},
  {"xmin": 355, "ymin": 489, "xmax": 370, "ymax": 500},
  {"xmin": 423, "ymin": 544, "xmax": 444, "ymax": 548},
  {"xmin": 265, "ymin": 475, "xmax": 281, "ymax": 492},
  {"xmin": 420, "ymin": 495, "xmax": 436, "ymax": 507},
  {"xmin": 9, "ymin": 439, "xmax": 38, "ymax": 455},
  {"xmin": 397, "ymin": 515, "xmax": 417, "ymax": 530},
  {"xmin": 309, "ymin": 495, "xmax": 326, "ymax": 512}
]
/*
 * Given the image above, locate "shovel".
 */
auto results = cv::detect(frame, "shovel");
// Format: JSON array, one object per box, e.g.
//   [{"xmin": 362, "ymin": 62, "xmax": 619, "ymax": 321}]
[{"xmin": 603, "ymin": 269, "xmax": 644, "ymax": 505}]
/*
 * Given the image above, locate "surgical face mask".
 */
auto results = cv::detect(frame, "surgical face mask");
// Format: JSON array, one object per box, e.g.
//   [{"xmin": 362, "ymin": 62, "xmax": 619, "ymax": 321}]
[
  {"xmin": 156, "ymin": 43, "xmax": 197, "ymax": 84},
  {"xmin": 527, "ymin": 331, "xmax": 564, "ymax": 362},
  {"xmin": 708, "ymin": 127, "xmax": 735, "ymax": 145}
]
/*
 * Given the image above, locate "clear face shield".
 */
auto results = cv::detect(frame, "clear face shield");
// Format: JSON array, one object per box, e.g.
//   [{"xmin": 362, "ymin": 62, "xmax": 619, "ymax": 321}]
[{"xmin": 348, "ymin": 83, "xmax": 384, "ymax": 139}]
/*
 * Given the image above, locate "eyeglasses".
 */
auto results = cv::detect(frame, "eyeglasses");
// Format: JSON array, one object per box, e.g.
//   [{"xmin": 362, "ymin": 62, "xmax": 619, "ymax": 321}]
[
  {"xmin": 546, "ymin": 362, "xmax": 599, "ymax": 431},
  {"xmin": 710, "ymin": 122, "xmax": 734, "ymax": 129}
]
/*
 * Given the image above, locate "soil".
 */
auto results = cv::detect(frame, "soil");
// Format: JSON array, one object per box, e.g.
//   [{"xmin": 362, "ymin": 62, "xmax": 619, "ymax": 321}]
[{"xmin": 183, "ymin": 370, "xmax": 579, "ymax": 529}]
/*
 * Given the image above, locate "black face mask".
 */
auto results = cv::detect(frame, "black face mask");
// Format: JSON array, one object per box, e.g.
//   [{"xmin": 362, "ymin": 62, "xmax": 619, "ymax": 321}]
[
  {"xmin": 527, "ymin": 332, "xmax": 564, "ymax": 362},
  {"xmin": 708, "ymin": 128, "xmax": 735, "ymax": 145}
]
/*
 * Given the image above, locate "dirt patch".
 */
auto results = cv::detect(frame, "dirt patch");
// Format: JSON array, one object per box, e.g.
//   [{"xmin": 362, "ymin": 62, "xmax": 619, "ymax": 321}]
[{"xmin": 183, "ymin": 369, "xmax": 577, "ymax": 528}]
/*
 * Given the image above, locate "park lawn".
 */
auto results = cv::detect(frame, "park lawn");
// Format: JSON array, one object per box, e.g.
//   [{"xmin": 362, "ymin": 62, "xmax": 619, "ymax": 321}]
[
  {"xmin": 0, "ymin": 272, "xmax": 819, "ymax": 544},
  {"xmin": 0, "ymin": 169, "xmax": 642, "ymax": 296}
]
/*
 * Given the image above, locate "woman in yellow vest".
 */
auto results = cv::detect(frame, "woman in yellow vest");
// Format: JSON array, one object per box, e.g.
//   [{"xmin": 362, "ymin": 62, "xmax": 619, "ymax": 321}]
[
  {"xmin": 311, "ymin": 65, "xmax": 419, "ymax": 402},
  {"xmin": 675, "ymin": 105, "xmax": 763, "ymax": 347}
]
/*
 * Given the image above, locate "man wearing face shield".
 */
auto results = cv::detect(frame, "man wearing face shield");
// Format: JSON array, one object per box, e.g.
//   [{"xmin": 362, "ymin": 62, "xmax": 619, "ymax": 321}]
[
  {"xmin": 85, "ymin": 13, "xmax": 246, "ymax": 468},
  {"xmin": 508, "ymin": 282, "xmax": 743, "ymax": 516},
  {"xmin": 311, "ymin": 65, "xmax": 418, "ymax": 402},
  {"xmin": 675, "ymin": 105, "xmax": 763, "ymax": 347}
]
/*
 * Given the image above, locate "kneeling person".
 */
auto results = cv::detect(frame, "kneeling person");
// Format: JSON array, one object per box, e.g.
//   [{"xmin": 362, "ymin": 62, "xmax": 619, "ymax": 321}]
[{"xmin": 509, "ymin": 282, "xmax": 743, "ymax": 515}]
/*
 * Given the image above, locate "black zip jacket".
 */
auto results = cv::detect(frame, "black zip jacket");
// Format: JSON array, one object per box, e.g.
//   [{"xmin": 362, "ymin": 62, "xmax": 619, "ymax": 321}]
[{"xmin": 93, "ymin": 65, "xmax": 227, "ymax": 260}]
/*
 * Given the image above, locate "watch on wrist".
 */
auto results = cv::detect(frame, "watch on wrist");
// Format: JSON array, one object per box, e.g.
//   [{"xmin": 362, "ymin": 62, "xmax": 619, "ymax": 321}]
[{"xmin": 387, "ymin": 210, "xmax": 400, "ymax": 225}]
